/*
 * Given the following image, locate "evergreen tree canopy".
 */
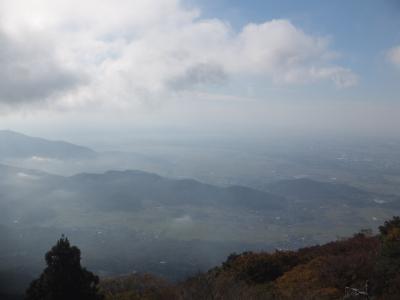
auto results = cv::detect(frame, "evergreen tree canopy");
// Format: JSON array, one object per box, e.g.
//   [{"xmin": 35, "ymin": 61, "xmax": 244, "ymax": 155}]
[
  {"xmin": 374, "ymin": 216, "xmax": 400, "ymax": 297},
  {"xmin": 25, "ymin": 236, "xmax": 103, "ymax": 300}
]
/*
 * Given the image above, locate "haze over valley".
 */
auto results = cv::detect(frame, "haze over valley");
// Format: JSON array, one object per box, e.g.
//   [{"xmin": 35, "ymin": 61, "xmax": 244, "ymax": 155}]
[
  {"xmin": 0, "ymin": 0, "xmax": 399, "ymax": 298},
  {"xmin": 1, "ymin": 130, "xmax": 400, "ymax": 296}
]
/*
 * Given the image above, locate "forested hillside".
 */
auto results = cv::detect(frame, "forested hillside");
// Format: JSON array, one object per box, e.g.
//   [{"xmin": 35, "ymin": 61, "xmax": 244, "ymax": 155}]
[
  {"xmin": 2, "ymin": 218, "xmax": 399, "ymax": 300},
  {"xmin": 100, "ymin": 217, "xmax": 400, "ymax": 300}
]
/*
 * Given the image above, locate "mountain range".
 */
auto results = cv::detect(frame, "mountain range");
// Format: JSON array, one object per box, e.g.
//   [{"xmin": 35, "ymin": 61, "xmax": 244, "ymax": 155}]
[
  {"xmin": 1, "ymin": 131, "xmax": 400, "ymax": 295},
  {"xmin": 0, "ymin": 130, "xmax": 96, "ymax": 160}
]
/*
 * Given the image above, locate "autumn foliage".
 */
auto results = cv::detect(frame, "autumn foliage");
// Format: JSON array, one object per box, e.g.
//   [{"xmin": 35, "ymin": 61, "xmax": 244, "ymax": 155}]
[
  {"xmin": 31, "ymin": 217, "xmax": 400, "ymax": 300},
  {"xmin": 179, "ymin": 232, "xmax": 380, "ymax": 300},
  {"xmin": 102, "ymin": 217, "xmax": 399, "ymax": 300}
]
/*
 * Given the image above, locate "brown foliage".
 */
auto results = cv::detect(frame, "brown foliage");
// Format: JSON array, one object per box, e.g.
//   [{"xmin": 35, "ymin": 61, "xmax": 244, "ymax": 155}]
[
  {"xmin": 98, "ymin": 218, "xmax": 400, "ymax": 300},
  {"xmin": 179, "ymin": 233, "xmax": 380, "ymax": 300},
  {"xmin": 100, "ymin": 274, "xmax": 179, "ymax": 300}
]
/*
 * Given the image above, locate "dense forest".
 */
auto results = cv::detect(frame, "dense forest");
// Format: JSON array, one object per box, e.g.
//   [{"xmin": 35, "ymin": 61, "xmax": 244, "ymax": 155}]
[{"xmin": 4, "ymin": 216, "xmax": 398, "ymax": 300}]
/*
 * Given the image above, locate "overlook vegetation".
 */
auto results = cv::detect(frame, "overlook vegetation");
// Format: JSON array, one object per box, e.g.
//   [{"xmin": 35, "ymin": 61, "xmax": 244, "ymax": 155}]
[
  {"xmin": 25, "ymin": 236, "xmax": 103, "ymax": 300},
  {"xmin": 99, "ymin": 217, "xmax": 400, "ymax": 300},
  {"xmin": 6, "ymin": 217, "xmax": 397, "ymax": 300}
]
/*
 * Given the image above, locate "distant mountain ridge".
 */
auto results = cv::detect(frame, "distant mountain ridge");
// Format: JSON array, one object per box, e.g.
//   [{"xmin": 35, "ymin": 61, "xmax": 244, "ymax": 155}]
[
  {"xmin": 264, "ymin": 177, "xmax": 400, "ymax": 208},
  {"xmin": 0, "ymin": 130, "xmax": 96, "ymax": 160},
  {"xmin": 1, "ymin": 163, "xmax": 400, "ymax": 297},
  {"xmin": 64, "ymin": 169, "xmax": 286, "ymax": 212}
]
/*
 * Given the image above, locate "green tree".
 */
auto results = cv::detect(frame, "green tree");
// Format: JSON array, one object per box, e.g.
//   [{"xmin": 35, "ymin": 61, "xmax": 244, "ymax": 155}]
[
  {"xmin": 374, "ymin": 216, "xmax": 400, "ymax": 298},
  {"xmin": 378, "ymin": 216, "xmax": 400, "ymax": 268},
  {"xmin": 25, "ymin": 236, "xmax": 103, "ymax": 300}
]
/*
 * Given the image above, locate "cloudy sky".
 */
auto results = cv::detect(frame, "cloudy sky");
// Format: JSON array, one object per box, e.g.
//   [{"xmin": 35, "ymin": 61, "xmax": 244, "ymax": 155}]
[{"xmin": 1, "ymin": 0, "xmax": 399, "ymax": 143}]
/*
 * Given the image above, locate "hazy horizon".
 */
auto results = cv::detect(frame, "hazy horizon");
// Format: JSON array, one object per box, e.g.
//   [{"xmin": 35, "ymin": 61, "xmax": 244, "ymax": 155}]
[
  {"xmin": 1, "ymin": 1, "xmax": 400, "ymax": 298},
  {"xmin": 0, "ymin": 0, "xmax": 399, "ymax": 145}
]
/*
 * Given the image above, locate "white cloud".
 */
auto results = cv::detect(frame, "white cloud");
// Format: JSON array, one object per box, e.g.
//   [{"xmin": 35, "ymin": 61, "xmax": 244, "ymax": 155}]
[
  {"xmin": 0, "ymin": 0, "xmax": 357, "ymax": 110},
  {"xmin": 0, "ymin": 30, "xmax": 81, "ymax": 105},
  {"xmin": 387, "ymin": 46, "xmax": 400, "ymax": 68}
]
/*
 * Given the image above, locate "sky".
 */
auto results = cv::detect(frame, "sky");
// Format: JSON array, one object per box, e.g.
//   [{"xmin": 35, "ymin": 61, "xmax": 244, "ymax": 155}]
[{"xmin": 0, "ymin": 0, "xmax": 399, "ymax": 144}]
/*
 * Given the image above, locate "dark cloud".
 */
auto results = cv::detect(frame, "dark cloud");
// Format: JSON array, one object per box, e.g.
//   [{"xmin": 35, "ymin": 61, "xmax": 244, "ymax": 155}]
[
  {"xmin": 168, "ymin": 63, "xmax": 228, "ymax": 90},
  {"xmin": 0, "ymin": 31, "xmax": 82, "ymax": 106}
]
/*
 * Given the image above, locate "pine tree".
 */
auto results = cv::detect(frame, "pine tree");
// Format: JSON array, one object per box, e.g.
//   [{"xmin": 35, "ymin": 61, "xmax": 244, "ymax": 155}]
[
  {"xmin": 374, "ymin": 216, "xmax": 400, "ymax": 297},
  {"xmin": 25, "ymin": 236, "xmax": 103, "ymax": 300}
]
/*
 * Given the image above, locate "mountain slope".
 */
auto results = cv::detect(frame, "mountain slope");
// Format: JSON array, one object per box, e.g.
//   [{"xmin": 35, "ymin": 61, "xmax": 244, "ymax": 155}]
[
  {"xmin": 264, "ymin": 178, "xmax": 400, "ymax": 208},
  {"xmin": 65, "ymin": 170, "xmax": 287, "ymax": 211},
  {"xmin": 0, "ymin": 165, "xmax": 290, "ymax": 287},
  {"xmin": 0, "ymin": 130, "xmax": 96, "ymax": 159},
  {"xmin": 100, "ymin": 217, "xmax": 400, "ymax": 300},
  {"xmin": 1, "ymin": 165, "xmax": 400, "ymax": 295}
]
